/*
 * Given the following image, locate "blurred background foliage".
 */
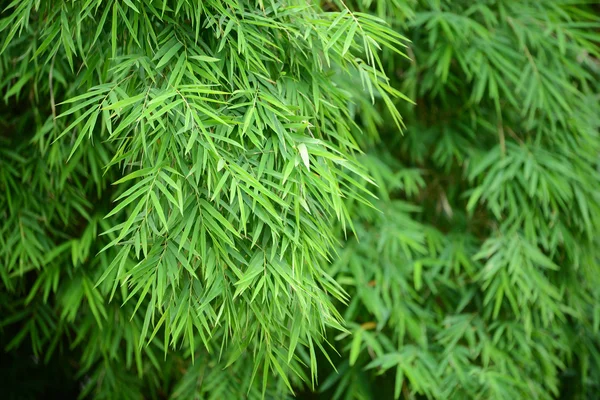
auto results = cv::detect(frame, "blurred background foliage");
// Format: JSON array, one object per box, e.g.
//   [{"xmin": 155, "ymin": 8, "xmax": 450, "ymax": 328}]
[
  {"xmin": 323, "ymin": 1, "xmax": 600, "ymax": 399},
  {"xmin": 0, "ymin": 0, "xmax": 599, "ymax": 399}
]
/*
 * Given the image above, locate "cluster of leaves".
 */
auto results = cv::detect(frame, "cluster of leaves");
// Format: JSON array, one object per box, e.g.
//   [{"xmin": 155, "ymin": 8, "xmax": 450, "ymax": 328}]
[
  {"xmin": 320, "ymin": 0, "xmax": 600, "ymax": 399},
  {"xmin": 0, "ymin": 0, "xmax": 407, "ymax": 398},
  {"xmin": 1, "ymin": 0, "xmax": 600, "ymax": 399}
]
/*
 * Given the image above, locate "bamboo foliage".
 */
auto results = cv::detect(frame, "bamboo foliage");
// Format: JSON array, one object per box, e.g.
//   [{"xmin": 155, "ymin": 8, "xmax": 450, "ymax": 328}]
[
  {"xmin": 323, "ymin": 1, "xmax": 600, "ymax": 399},
  {"xmin": 0, "ymin": 0, "xmax": 408, "ymax": 398},
  {"xmin": 1, "ymin": 0, "xmax": 600, "ymax": 399}
]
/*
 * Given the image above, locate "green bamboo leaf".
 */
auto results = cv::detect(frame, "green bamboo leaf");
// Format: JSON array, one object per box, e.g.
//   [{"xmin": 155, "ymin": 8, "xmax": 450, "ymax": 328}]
[
  {"xmin": 156, "ymin": 42, "xmax": 183, "ymax": 68},
  {"xmin": 150, "ymin": 190, "xmax": 168, "ymax": 230},
  {"xmin": 349, "ymin": 329, "xmax": 363, "ymax": 366}
]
